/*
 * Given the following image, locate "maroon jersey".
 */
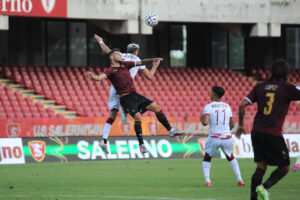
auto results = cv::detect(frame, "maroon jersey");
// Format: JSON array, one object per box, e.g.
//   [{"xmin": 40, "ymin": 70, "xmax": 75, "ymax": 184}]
[
  {"xmin": 245, "ymin": 80, "xmax": 300, "ymax": 137},
  {"xmin": 104, "ymin": 61, "xmax": 136, "ymax": 94}
]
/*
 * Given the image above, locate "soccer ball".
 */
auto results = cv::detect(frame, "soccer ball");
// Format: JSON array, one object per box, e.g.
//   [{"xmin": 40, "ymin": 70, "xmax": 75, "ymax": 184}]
[{"xmin": 145, "ymin": 13, "xmax": 159, "ymax": 27}]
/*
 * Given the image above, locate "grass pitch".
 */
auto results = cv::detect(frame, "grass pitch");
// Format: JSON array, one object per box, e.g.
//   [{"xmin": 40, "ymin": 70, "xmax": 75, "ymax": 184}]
[{"xmin": 0, "ymin": 158, "xmax": 299, "ymax": 200}]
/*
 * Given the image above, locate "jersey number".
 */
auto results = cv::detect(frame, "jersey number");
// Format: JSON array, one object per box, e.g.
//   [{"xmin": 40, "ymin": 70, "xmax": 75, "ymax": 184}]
[
  {"xmin": 215, "ymin": 109, "xmax": 226, "ymax": 125},
  {"xmin": 263, "ymin": 93, "xmax": 275, "ymax": 115}
]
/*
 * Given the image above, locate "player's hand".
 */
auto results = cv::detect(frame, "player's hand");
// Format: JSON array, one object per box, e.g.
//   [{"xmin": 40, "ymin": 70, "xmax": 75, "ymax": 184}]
[
  {"xmin": 86, "ymin": 71, "xmax": 97, "ymax": 80},
  {"xmin": 154, "ymin": 58, "xmax": 163, "ymax": 62},
  {"xmin": 153, "ymin": 59, "xmax": 161, "ymax": 68},
  {"xmin": 94, "ymin": 34, "xmax": 103, "ymax": 42},
  {"xmin": 235, "ymin": 125, "xmax": 245, "ymax": 139}
]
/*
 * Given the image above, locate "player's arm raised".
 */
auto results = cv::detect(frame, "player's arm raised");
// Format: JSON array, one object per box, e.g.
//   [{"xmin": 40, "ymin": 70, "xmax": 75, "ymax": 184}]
[
  {"xmin": 141, "ymin": 59, "xmax": 161, "ymax": 80},
  {"xmin": 94, "ymin": 34, "xmax": 111, "ymax": 54},
  {"xmin": 235, "ymin": 100, "xmax": 250, "ymax": 138},
  {"xmin": 86, "ymin": 71, "xmax": 107, "ymax": 81}
]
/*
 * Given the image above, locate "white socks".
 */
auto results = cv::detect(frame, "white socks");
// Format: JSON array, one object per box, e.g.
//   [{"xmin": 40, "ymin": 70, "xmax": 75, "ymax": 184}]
[
  {"xmin": 229, "ymin": 158, "xmax": 242, "ymax": 181},
  {"xmin": 102, "ymin": 123, "xmax": 112, "ymax": 140},
  {"xmin": 202, "ymin": 161, "xmax": 211, "ymax": 182}
]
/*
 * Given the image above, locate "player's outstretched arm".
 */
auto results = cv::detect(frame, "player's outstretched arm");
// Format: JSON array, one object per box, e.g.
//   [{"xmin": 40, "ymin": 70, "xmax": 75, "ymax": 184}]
[
  {"xmin": 235, "ymin": 100, "xmax": 250, "ymax": 139},
  {"xmin": 86, "ymin": 71, "xmax": 107, "ymax": 81},
  {"xmin": 94, "ymin": 34, "xmax": 111, "ymax": 54},
  {"xmin": 136, "ymin": 58, "xmax": 163, "ymax": 66},
  {"xmin": 142, "ymin": 59, "xmax": 161, "ymax": 80}
]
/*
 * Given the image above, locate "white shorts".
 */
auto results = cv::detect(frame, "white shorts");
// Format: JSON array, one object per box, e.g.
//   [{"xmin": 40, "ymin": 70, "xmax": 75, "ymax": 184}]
[
  {"xmin": 108, "ymin": 86, "xmax": 120, "ymax": 111},
  {"xmin": 204, "ymin": 136, "xmax": 234, "ymax": 157}
]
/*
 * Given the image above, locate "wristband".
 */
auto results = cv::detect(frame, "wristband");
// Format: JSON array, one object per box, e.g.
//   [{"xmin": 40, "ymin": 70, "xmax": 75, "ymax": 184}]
[{"xmin": 99, "ymin": 41, "xmax": 104, "ymax": 44}]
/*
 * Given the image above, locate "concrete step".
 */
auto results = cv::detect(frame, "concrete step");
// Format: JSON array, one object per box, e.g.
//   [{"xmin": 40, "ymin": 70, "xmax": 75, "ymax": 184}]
[
  {"xmin": 51, "ymin": 105, "xmax": 66, "ymax": 111},
  {"xmin": 0, "ymin": 79, "xmax": 14, "ymax": 85},
  {"xmin": 61, "ymin": 111, "xmax": 77, "ymax": 118},
  {"xmin": 10, "ymin": 84, "xmax": 24, "ymax": 90},
  {"xmin": 31, "ymin": 95, "xmax": 45, "ymax": 101},
  {"xmin": 21, "ymin": 90, "xmax": 35, "ymax": 96},
  {"xmin": 40, "ymin": 100, "xmax": 56, "ymax": 107}
]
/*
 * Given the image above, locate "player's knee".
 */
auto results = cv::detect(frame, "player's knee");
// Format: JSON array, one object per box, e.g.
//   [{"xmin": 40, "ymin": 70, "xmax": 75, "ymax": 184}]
[
  {"xmin": 148, "ymin": 102, "xmax": 161, "ymax": 113},
  {"xmin": 226, "ymin": 154, "xmax": 235, "ymax": 161},
  {"xmin": 110, "ymin": 109, "xmax": 118, "ymax": 119},
  {"xmin": 154, "ymin": 104, "xmax": 161, "ymax": 112},
  {"xmin": 203, "ymin": 153, "xmax": 212, "ymax": 162},
  {"xmin": 133, "ymin": 113, "xmax": 142, "ymax": 121},
  {"xmin": 280, "ymin": 165, "xmax": 290, "ymax": 174},
  {"xmin": 106, "ymin": 117, "xmax": 115, "ymax": 125},
  {"xmin": 254, "ymin": 167, "xmax": 266, "ymax": 176}
]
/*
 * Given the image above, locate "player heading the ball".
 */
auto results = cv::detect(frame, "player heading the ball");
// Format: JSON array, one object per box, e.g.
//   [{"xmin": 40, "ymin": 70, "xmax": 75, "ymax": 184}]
[{"xmin": 87, "ymin": 49, "xmax": 184, "ymax": 154}]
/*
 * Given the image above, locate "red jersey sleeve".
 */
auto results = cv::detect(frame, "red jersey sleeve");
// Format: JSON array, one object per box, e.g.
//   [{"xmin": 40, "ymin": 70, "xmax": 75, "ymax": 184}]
[
  {"xmin": 245, "ymin": 85, "xmax": 257, "ymax": 104},
  {"xmin": 286, "ymin": 83, "xmax": 300, "ymax": 101},
  {"xmin": 103, "ymin": 68, "xmax": 112, "ymax": 78},
  {"xmin": 121, "ymin": 61, "xmax": 136, "ymax": 69}
]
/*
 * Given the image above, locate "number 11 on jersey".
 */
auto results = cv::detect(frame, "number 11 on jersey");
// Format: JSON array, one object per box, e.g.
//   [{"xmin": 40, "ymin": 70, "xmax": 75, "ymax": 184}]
[{"xmin": 215, "ymin": 109, "xmax": 226, "ymax": 125}]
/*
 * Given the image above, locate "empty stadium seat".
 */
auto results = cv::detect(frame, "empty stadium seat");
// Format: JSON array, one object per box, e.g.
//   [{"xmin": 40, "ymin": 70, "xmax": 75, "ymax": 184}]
[
  {"xmin": 2, "ymin": 65, "xmax": 299, "ymax": 119},
  {"xmin": 0, "ymin": 85, "xmax": 62, "ymax": 120}
]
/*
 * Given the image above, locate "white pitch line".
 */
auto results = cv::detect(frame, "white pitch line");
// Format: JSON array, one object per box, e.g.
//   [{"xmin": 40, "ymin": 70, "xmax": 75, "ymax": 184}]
[{"xmin": 0, "ymin": 194, "xmax": 216, "ymax": 200}]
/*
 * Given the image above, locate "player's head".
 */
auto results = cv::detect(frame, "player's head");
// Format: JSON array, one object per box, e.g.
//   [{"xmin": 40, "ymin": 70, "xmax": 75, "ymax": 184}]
[
  {"xmin": 270, "ymin": 58, "xmax": 290, "ymax": 81},
  {"xmin": 108, "ymin": 48, "xmax": 122, "ymax": 64},
  {"xmin": 210, "ymin": 86, "xmax": 225, "ymax": 101},
  {"xmin": 127, "ymin": 43, "xmax": 139, "ymax": 55}
]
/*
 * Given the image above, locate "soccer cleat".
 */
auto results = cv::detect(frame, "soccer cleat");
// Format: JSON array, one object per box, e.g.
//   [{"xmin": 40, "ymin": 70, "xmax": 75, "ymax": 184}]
[
  {"xmin": 238, "ymin": 180, "xmax": 245, "ymax": 186},
  {"xmin": 120, "ymin": 108, "xmax": 127, "ymax": 125},
  {"xmin": 205, "ymin": 181, "xmax": 212, "ymax": 187},
  {"xmin": 169, "ymin": 128, "xmax": 185, "ymax": 137},
  {"xmin": 100, "ymin": 139, "xmax": 108, "ymax": 154},
  {"xmin": 139, "ymin": 144, "xmax": 148, "ymax": 154},
  {"xmin": 292, "ymin": 163, "xmax": 300, "ymax": 172},
  {"xmin": 256, "ymin": 185, "xmax": 270, "ymax": 200},
  {"xmin": 292, "ymin": 156, "xmax": 300, "ymax": 172}
]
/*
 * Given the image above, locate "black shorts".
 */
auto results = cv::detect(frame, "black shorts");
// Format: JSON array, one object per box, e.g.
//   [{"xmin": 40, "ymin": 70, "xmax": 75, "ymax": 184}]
[
  {"xmin": 251, "ymin": 131, "xmax": 290, "ymax": 167},
  {"xmin": 120, "ymin": 93, "xmax": 153, "ymax": 117}
]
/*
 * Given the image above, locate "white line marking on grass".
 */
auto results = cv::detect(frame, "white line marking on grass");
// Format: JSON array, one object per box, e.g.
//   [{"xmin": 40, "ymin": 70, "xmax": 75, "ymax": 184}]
[{"xmin": 0, "ymin": 194, "xmax": 216, "ymax": 200}]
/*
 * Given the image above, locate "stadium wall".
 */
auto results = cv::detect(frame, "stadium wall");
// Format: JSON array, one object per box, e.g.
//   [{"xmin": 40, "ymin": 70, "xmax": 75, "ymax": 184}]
[
  {"xmin": 0, "ymin": 116, "xmax": 299, "ymax": 138},
  {"xmin": 1, "ymin": 134, "xmax": 300, "ymax": 164}
]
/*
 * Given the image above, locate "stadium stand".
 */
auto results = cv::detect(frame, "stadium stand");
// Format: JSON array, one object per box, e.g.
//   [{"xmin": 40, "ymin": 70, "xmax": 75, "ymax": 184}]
[
  {"xmin": 0, "ymin": 82, "xmax": 63, "ymax": 120},
  {"xmin": 0, "ymin": 65, "xmax": 267, "ymax": 119}
]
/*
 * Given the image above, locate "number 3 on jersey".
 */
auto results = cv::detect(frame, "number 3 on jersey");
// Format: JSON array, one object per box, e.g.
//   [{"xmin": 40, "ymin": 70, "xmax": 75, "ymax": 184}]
[{"xmin": 264, "ymin": 93, "xmax": 275, "ymax": 115}]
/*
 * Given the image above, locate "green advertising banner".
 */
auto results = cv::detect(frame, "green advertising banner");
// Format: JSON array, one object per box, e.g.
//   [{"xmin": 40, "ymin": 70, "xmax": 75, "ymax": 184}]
[{"xmin": 22, "ymin": 136, "xmax": 220, "ymax": 163}]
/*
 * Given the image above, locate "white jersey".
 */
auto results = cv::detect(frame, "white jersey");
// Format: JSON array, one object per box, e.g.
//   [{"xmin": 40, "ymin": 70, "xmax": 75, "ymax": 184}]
[
  {"xmin": 203, "ymin": 101, "xmax": 232, "ymax": 137},
  {"xmin": 108, "ymin": 53, "xmax": 146, "ymax": 110}
]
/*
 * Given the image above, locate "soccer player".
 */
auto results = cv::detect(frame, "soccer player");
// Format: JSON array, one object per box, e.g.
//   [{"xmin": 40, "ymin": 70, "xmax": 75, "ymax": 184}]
[
  {"xmin": 94, "ymin": 34, "xmax": 160, "ymax": 153},
  {"xmin": 87, "ymin": 49, "xmax": 184, "ymax": 153},
  {"xmin": 235, "ymin": 59, "xmax": 300, "ymax": 200},
  {"xmin": 201, "ymin": 86, "xmax": 245, "ymax": 187},
  {"xmin": 292, "ymin": 155, "xmax": 300, "ymax": 172}
]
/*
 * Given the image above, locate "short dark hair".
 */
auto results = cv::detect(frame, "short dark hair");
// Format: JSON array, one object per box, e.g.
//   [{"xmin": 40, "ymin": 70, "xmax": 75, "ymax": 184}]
[
  {"xmin": 212, "ymin": 86, "xmax": 225, "ymax": 99},
  {"xmin": 108, "ymin": 48, "xmax": 120, "ymax": 57},
  {"xmin": 270, "ymin": 58, "xmax": 290, "ymax": 81}
]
